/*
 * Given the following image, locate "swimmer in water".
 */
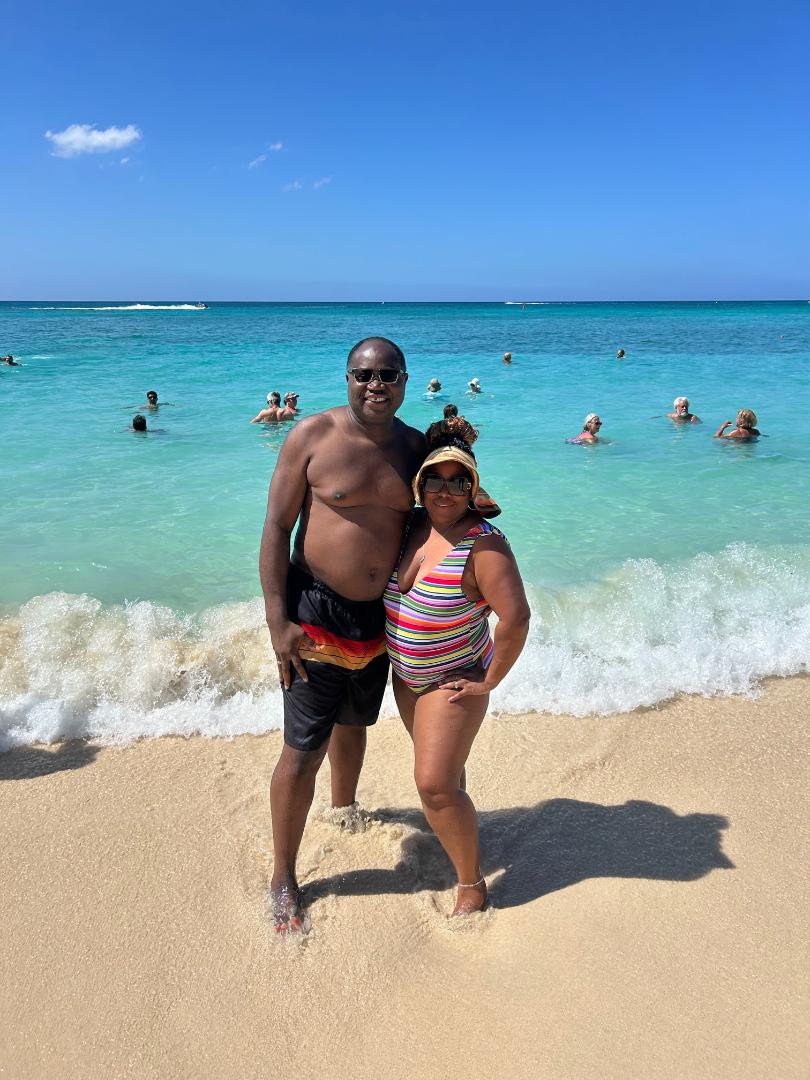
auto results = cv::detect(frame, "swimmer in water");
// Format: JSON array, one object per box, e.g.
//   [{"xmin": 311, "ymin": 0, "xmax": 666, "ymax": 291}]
[
  {"xmin": 427, "ymin": 377, "xmax": 442, "ymax": 394},
  {"xmin": 2, "ymin": 354, "xmax": 21, "ymax": 366},
  {"xmin": 282, "ymin": 391, "xmax": 300, "ymax": 416},
  {"xmin": 616, "ymin": 349, "xmax": 626, "ymax": 359},
  {"xmin": 567, "ymin": 413, "xmax": 602, "ymax": 443},
  {"xmin": 714, "ymin": 409, "xmax": 761, "ymax": 440},
  {"xmin": 467, "ymin": 377, "xmax": 482, "ymax": 395},
  {"xmin": 132, "ymin": 414, "xmax": 147, "ymax": 431},
  {"xmin": 252, "ymin": 392, "xmax": 284, "ymax": 423},
  {"xmin": 667, "ymin": 396, "xmax": 701, "ymax": 423},
  {"xmin": 443, "ymin": 403, "xmax": 459, "ymax": 419},
  {"xmin": 503, "ymin": 352, "xmax": 512, "ymax": 364}
]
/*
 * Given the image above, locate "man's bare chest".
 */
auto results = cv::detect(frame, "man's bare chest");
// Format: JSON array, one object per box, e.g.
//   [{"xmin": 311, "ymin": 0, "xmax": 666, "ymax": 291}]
[{"xmin": 307, "ymin": 444, "xmax": 413, "ymax": 511}]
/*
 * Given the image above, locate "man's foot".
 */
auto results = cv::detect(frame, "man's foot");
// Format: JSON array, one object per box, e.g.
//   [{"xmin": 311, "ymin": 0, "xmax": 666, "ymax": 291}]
[
  {"xmin": 270, "ymin": 880, "xmax": 307, "ymax": 934},
  {"xmin": 451, "ymin": 878, "xmax": 488, "ymax": 916}
]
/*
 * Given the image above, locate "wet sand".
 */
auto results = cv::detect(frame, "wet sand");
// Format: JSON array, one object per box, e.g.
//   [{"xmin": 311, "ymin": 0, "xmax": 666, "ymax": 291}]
[{"xmin": 2, "ymin": 677, "xmax": 808, "ymax": 1079}]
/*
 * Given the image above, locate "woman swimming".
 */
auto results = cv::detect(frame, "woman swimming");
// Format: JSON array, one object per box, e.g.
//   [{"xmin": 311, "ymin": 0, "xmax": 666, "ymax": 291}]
[
  {"xmin": 567, "ymin": 412, "xmax": 602, "ymax": 443},
  {"xmin": 714, "ymin": 409, "xmax": 761, "ymax": 439}
]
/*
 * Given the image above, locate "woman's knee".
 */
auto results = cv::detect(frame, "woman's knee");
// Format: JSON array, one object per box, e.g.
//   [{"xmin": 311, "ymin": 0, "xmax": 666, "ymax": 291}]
[{"xmin": 415, "ymin": 771, "xmax": 461, "ymax": 811}]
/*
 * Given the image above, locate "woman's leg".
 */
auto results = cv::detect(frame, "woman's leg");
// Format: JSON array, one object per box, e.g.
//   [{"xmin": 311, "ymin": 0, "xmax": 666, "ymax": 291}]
[
  {"xmin": 393, "ymin": 673, "xmax": 467, "ymax": 790},
  {"xmin": 411, "ymin": 689, "xmax": 489, "ymax": 914},
  {"xmin": 392, "ymin": 673, "xmax": 417, "ymax": 739}
]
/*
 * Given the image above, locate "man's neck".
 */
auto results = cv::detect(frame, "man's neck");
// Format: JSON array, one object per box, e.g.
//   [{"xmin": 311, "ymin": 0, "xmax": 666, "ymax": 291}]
[{"xmin": 343, "ymin": 405, "xmax": 397, "ymax": 444}]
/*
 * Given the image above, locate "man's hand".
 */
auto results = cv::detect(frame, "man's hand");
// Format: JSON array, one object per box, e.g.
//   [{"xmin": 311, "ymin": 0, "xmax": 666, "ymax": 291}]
[{"xmin": 269, "ymin": 620, "xmax": 315, "ymax": 689}]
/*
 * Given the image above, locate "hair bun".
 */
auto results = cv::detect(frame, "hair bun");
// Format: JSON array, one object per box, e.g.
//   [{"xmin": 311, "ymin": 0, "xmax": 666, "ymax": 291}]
[{"xmin": 425, "ymin": 416, "xmax": 479, "ymax": 452}]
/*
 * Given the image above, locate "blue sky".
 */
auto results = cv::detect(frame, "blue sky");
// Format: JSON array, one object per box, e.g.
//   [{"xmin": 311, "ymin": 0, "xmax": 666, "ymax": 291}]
[{"xmin": 3, "ymin": 0, "xmax": 809, "ymax": 300}]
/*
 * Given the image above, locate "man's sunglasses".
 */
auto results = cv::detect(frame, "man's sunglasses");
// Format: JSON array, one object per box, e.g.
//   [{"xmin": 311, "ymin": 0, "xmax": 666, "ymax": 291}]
[
  {"xmin": 348, "ymin": 368, "xmax": 407, "ymax": 384},
  {"xmin": 421, "ymin": 474, "xmax": 472, "ymax": 496}
]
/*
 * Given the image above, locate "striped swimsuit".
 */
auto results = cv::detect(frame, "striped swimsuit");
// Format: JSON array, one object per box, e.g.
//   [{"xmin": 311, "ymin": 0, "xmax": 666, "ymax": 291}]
[{"xmin": 383, "ymin": 518, "xmax": 501, "ymax": 692}]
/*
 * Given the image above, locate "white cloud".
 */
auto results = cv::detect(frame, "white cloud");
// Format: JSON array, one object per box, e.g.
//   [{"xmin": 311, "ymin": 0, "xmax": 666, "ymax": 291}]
[
  {"xmin": 120, "ymin": 157, "xmax": 130, "ymax": 165},
  {"xmin": 283, "ymin": 179, "xmax": 303, "ymax": 192},
  {"xmin": 313, "ymin": 176, "xmax": 332, "ymax": 189},
  {"xmin": 45, "ymin": 123, "xmax": 142, "ymax": 158},
  {"xmin": 268, "ymin": 141, "xmax": 284, "ymax": 151},
  {"xmin": 248, "ymin": 153, "xmax": 268, "ymax": 169}
]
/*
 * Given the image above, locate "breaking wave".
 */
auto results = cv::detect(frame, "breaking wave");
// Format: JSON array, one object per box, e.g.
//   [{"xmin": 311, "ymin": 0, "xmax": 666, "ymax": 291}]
[
  {"xmin": 29, "ymin": 304, "xmax": 207, "ymax": 311},
  {"xmin": 1, "ymin": 543, "xmax": 808, "ymax": 751}
]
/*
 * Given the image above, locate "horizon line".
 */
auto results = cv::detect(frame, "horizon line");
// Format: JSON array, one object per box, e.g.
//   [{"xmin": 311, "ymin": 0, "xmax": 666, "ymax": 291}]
[{"xmin": 2, "ymin": 297, "xmax": 807, "ymax": 305}]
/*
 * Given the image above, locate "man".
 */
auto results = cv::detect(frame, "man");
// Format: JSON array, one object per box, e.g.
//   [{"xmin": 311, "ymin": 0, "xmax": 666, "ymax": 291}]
[
  {"xmin": 259, "ymin": 337, "xmax": 425, "ymax": 932},
  {"xmin": 132, "ymin": 414, "xmax": 147, "ymax": 432},
  {"xmin": 503, "ymin": 352, "xmax": 512, "ymax": 364},
  {"xmin": 667, "ymin": 396, "xmax": 701, "ymax": 423},
  {"xmin": 252, "ymin": 392, "xmax": 284, "ymax": 423},
  {"xmin": 282, "ymin": 391, "xmax": 300, "ymax": 416},
  {"xmin": 2, "ymin": 354, "xmax": 21, "ymax": 366}
]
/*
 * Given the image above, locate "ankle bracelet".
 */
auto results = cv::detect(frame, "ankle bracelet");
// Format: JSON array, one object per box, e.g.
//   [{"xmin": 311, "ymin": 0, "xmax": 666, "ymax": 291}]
[{"xmin": 457, "ymin": 876, "xmax": 485, "ymax": 889}]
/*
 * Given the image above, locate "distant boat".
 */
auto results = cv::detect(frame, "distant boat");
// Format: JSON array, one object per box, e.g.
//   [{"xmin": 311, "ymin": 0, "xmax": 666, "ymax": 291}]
[{"xmin": 194, "ymin": 302, "xmax": 208, "ymax": 309}]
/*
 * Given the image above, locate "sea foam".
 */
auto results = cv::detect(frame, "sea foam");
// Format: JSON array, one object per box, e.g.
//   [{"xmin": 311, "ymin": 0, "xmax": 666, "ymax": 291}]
[
  {"xmin": 29, "ymin": 304, "xmax": 205, "ymax": 311},
  {"xmin": 1, "ymin": 543, "xmax": 808, "ymax": 751}
]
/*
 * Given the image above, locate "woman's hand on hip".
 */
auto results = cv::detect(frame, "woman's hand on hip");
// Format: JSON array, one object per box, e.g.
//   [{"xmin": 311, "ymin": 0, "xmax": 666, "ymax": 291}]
[{"xmin": 438, "ymin": 669, "xmax": 494, "ymax": 703}]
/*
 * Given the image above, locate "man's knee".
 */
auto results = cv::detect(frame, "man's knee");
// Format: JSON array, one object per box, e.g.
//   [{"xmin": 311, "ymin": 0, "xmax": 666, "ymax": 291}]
[
  {"xmin": 330, "ymin": 724, "xmax": 367, "ymax": 753},
  {"xmin": 274, "ymin": 743, "xmax": 328, "ymax": 784}
]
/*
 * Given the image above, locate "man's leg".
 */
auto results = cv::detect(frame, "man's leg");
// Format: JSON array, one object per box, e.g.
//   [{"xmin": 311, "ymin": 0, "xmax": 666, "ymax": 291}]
[
  {"xmin": 327, "ymin": 653, "xmax": 388, "ymax": 807},
  {"xmin": 327, "ymin": 725, "xmax": 367, "ymax": 807},
  {"xmin": 269, "ymin": 740, "xmax": 329, "ymax": 930}
]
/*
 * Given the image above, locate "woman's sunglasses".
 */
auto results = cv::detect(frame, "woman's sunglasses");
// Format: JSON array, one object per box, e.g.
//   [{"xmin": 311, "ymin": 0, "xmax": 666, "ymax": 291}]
[
  {"xmin": 421, "ymin": 474, "xmax": 472, "ymax": 496},
  {"xmin": 348, "ymin": 368, "xmax": 407, "ymax": 384}
]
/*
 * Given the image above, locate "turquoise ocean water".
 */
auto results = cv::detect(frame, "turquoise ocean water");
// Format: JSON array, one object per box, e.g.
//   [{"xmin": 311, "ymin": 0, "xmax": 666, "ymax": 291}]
[{"xmin": 2, "ymin": 300, "xmax": 809, "ymax": 748}]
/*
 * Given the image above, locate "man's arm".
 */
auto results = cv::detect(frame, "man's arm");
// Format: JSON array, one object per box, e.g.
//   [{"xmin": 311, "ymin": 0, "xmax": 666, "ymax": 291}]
[
  {"xmin": 251, "ymin": 408, "xmax": 276, "ymax": 423},
  {"xmin": 259, "ymin": 420, "xmax": 315, "ymax": 687}
]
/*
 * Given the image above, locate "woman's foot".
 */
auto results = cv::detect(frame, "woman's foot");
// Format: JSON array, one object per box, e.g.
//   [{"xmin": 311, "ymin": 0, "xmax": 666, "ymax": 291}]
[
  {"xmin": 270, "ymin": 878, "xmax": 306, "ymax": 934},
  {"xmin": 451, "ymin": 877, "xmax": 487, "ymax": 916}
]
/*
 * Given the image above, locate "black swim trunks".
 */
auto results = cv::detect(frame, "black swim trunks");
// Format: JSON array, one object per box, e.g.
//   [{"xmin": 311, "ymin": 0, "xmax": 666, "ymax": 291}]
[{"xmin": 282, "ymin": 564, "xmax": 389, "ymax": 752}]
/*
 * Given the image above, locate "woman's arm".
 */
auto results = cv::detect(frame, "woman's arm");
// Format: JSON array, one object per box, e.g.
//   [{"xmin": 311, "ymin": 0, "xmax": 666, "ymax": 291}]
[
  {"xmin": 441, "ymin": 535, "xmax": 531, "ymax": 702},
  {"xmin": 714, "ymin": 420, "xmax": 733, "ymax": 437}
]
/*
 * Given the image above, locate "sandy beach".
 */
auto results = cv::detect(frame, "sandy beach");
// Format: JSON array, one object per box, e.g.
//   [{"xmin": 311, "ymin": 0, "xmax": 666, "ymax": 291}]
[{"xmin": 2, "ymin": 677, "xmax": 808, "ymax": 1080}]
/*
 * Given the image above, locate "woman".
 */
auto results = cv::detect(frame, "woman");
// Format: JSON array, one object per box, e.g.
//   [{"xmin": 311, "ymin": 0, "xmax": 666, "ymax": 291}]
[
  {"xmin": 715, "ymin": 409, "xmax": 761, "ymax": 439},
  {"xmin": 567, "ymin": 413, "xmax": 602, "ymax": 443},
  {"xmin": 383, "ymin": 420, "xmax": 530, "ymax": 916}
]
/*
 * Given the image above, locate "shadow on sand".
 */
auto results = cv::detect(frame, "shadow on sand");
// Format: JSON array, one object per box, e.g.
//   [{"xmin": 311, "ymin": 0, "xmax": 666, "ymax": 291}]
[
  {"xmin": 305, "ymin": 798, "xmax": 734, "ymax": 909},
  {"xmin": 0, "ymin": 741, "xmax": 101, "ymax": 781}
]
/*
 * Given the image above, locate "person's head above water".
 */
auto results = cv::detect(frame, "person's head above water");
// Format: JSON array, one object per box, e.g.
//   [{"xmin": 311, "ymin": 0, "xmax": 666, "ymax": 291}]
[
  {"xmin": 284, "ymin": 391, "xmax": 299, "ymax": 404},
  {"xmin": 345, "ymin": 337, "xmax": 408, "ymax": 426},
  {"xmin": 737, "ymin": 409, "xmax": 757, "ymax": 430},
  {"xmin": 146, "ymin": 390, "xmax": 158, "ymax": 404},
  {"xmin": 583, "ymin": 413, "xmax": 602, "ymax": 433},
  {"xmin": 132, "ymin": 414, "xmax": 147, "ymax": 431},
  {"xmin": 503, "ymin": 352, "xmax": 512, "ymax": 364},
  {"xmin": 443, "ymin": 403, "xmax": 459, "ymax": 419},
  {"xmin": 673, "ymin": 396, "xmax": 690, "ymax": 412},
  {"xmin": 616, "ymin": 349, "xmax": 626, "ymax": 359},
  {"xmin": 267, "ymin": 392, "xmax": 281, "ymax": 406},
  {"xmin": 427, "ymin": 377, "xmax": 441, "ymax": 391}
]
